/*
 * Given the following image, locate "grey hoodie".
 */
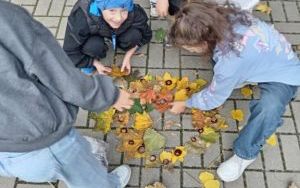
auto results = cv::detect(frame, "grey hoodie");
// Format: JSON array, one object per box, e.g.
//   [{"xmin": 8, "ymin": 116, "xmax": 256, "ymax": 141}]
[{"xmin": 0, "ymin": 1, "xmax": 119, "ymax": 152}]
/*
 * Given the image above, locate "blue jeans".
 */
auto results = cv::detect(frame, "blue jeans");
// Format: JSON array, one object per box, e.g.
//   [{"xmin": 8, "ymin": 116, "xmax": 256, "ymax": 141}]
[
  {"xmin": 0, "ymin": 129, "xmax": 120, "ymax": 188},
  {"xmin": 234, "ymin": 82, "xmax": 298, "ymax": 159}
]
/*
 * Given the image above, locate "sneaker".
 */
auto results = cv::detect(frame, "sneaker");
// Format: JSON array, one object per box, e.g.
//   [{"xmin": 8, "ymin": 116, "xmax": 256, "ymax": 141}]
[
  {"xmin": 150, "ymin": 0, "xmax": 158, "ymax": 17},
  {"xmin": 217, "ymin": 154, "xmax": 256, "ymax": 182},
  {"xmin": 110, "ymin": 165, "xmax": 131, "ymax": 188}
]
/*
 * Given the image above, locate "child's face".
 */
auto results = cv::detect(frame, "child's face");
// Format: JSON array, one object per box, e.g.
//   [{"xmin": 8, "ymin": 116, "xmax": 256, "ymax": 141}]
[
  {"xmin": 102, "ymin": 8, "xmax": 129, "ymax": 29},
  {"xmin": 182, "ymin": 42, "xmax": 209, "ymax": 55}
]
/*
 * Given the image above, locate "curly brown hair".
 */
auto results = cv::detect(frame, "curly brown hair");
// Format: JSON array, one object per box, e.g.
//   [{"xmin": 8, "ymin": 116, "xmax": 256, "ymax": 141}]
[{"xmin": 168, "ymin": 0, "xmax": 252, "ymax": 56}]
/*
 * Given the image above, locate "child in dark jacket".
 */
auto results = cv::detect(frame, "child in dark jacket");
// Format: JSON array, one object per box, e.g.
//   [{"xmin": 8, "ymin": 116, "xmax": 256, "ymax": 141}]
[{"xmin": 63, "ymin": 0, "xmax": 152, "ymax": 74}]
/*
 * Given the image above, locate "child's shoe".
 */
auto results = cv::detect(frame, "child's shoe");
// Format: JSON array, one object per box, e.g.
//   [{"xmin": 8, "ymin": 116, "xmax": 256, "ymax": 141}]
[
  {"xmin": 150, "ymin": 0, "xmax": 159, "ymax": 17},
  {"xmin": 111, "ymin": 165, "xmax": 131, "ymax": 188},
  {"xmin": 217, "ymin": 154, "xmax": 256, "ymax": 182}
]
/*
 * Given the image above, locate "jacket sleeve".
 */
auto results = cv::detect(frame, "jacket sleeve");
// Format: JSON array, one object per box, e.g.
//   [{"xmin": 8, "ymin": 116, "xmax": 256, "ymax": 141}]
[
  {"xmin": 132, "ymin": 5, "xmax": 152, "ymax": 47},
  {"xmin": 63, "ymin": 8, "xmax": 94, "ymax": 68},
  {"xmin": 186, "ymin": 52, "xmax": 244, "ymax": 110},
  {"xmin": 0, "ymin": 3, "xmax": 119, "ymax": 112}
]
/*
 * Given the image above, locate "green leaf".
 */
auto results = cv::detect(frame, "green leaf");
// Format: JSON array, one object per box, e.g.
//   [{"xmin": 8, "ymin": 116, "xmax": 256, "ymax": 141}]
[
  {"xmin": 128, "ymin": 98, "xmax": 144, "ymax": 114},
  {"xmin": 144, "ymin": 103, "xmax": 154, "ymax": 113},
  {"xmin": 155, "ymin": 28, "xmax": 166, "ymax": 43},
  {"xmin": 200, "ymin": 132, "xmax": 219, "ymax": 143},
  {"xmin": 143, "ymin": 128, "xmax": 166, "ymax": 152}
]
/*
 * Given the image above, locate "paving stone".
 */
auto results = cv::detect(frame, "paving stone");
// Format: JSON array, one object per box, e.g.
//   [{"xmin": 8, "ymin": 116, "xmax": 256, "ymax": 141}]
[
  {"xmin": 58, "ymin": 181, "xmax": 68, "ymax": 188},
  {"xmin": 16, "ymin": 184, "xmax": 52, "ymax": 188},
  {"xmin": 229, "ymin": 88, "xmax": 247, "ymax": 99},
  {"xmin": 183, "ymin": 169, "xmax": 202, "ymax": 187},
  {"xmin": 159, "ymin": 131, "xmax": 180, "ymax": 148},
  {"xmin": 141, "ymin": 168, "xmax": 160, "ymax": 187},
  {"xmin": 263, "ymin": 143, "xmax": 284, "ymax": 170},
  {"xmin": 248, "ymin": 152, "xmax": 263, "ymax": 170},
  {"xmin": 12, "ymin": 0, "xmax": 37, "ymax": 5},
  {"xmin": 253, "ymin": 9, "xmax": 271, "ymax": 21},
  {"xmin": 147, "ymin": 68, "xmax": 179, "ymax": 77},
  {"xmin": 291, "ymin": 102, "xmax": 300, "ymax": 131},
  {"xmin": 219, "ymin": 100, "xmax": 238, "ymax": 132},
  {"xmin": 223, "ymin": 174, "xmax": 244, "ymax": 188},
  {"xmin": 22, "ymin": 5, "xmax": 35, "ymax": 14},
  {"xmin": 57, "ymin": 17, "xmax": 67, "ymax": 39},
  {"xmin": 63, "ymin": 6, "xmax": 72, "ymax": 16},
  {"xmin": 134, "ymin": 0, "xmax": 150, "ymax": 8},
  {"xmin": 151, "ymin": 20, "xmax": 169, "ymax": 31},
  {"xmin": 34, "ymin": 0, "xmax": 51, "ymax": 16},
  {"xmin": 106, "ymin": 133, "xmax": 122, "ymax": 165},
  {"xmin": 124, "ymin": 158, "xmax": 141, "ymax": 166},
  {"xmin": 0, "ymin": 177, "xmax": 15, "ymax": 188},
  {"xmin": 221, "ymin": 132, "xmax": 238, "ymax": 150},
  {"xmin": 34, "ymin": 17, "xmax": 60, "ymax": 28},
  {"xmin": 266, "ymin": 172, "xmax": 300, "ymax": 188},
  {"xmin": 165, "ymin": 47, "xmax": 180, "ymax": 68},
  {"xmin": 163, "ymin": 112, "xmax": 181, "ymax": 130},
  {"xmin": 180, "ymin": 70, "xmax": 198, "ymax": 80},
  {"xmin": 284, "ymin": 2, "xmax": 300, "ymax": 22},
  {"xmin": 48, "ymin": 28, "xmax": 57, "ymax": 36},
  {"xmin": 49, "ymin": 0, "xmax": 65, "ymax": 16},
  {"xmin": 245, "ymin": 171, "xmax": 266, "ymax": 188},
  {"xmin": 182, "ymin": 132, "xmax": 202, "ymax": 167},
  {"xmin": 285, "ymin": 34, "xmax": 300, "ymax": 45},
  {"xmin": 162, "ymin": 169, "xmax": 181, "ymax": 188},
  {"xmin": 269, "ymin": 1, "xmax": 286, "ymax": 22},
  {"xmin": 280, "ymin": 135, "xmax": 300, "ymax": 170},
  {"xmin": 66, "ymin": 0, "xmax": 77, "ymax": 6},
  {"xmin": 203, "ymin": 139, "xmax": 221, "ymax": 168},
  {"xmin": 181, "ymin": 114, "xmax": 194, "ymax": 130},
  {"xmin": 149, "ymin": 110, "xmax": 163, "ymax": 129},
  {"xmin": 274, "ymin": 23, "xmax": 300, "ymax": 34},
  {"xmin": 235, "ymin": 100, "xmax": 251, "ymax": 130},
  {"xmin": 148, "ymin": 43, "xmax": 163, "ymax": 68},
  {"xmin": 127, "ymin": 167, "xmax": 140, "ymax": 186},
  {"xmin": 277, "ymin": 117, "xmax": 296, "ymax": 133},
  {"xmin": 181, "ymin": 56, "xmax": 212, "ymax": 69},
  {"xmin": 74, "ymin": 108, "xmax": 88, "ymax": 127}
]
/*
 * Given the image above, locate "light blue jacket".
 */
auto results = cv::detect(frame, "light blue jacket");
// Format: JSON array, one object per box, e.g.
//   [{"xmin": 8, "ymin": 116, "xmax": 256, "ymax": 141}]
[{"xmin": 186, "ymin": 18, "xmax": 300, "ymax": 110}]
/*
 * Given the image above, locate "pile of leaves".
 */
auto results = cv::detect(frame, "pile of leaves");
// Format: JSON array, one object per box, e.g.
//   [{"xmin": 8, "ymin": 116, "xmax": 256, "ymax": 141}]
[{"xmin": 90, "ymin": 68, "xmax": 229, "ymax": 168}]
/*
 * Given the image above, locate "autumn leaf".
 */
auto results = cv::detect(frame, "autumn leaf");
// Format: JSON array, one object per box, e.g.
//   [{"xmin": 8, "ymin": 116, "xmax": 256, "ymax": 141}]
[
  {"xmin": 192, "ymin": 109, "xmax": 206, "ymax": 129},
  {"xmin": 143, "ymin": 128, "xmax": 166, "ymax": 152},
  {"xmin": 204, "ymin": 180, "xmax": 220, "ymax": 188},
  {"xmin": 199, "ymin": 172, "xmax": 214, "ymax": 183},
  {"xmin": 140, "ymin": 89, "xmax": 157, "ymax": 104},
  {"xmin": 176, "ymin": 77, "xmax": 189, "ymax": 90},
  {"xmin": 194, "ymin": 78, "xmax": 207, "ymax": 90},
  {"xmin": 108, "ymin": 64, "xmax": 129, "ymax": 77},
  {"xmin": 171, "ymin": 146, "xmax": 187, "ymax": 163},
  {"xmin": 153, "ymin": 90, "xmax": 173, "ymax": 113},
  {"xmin": 231, "ymin": 109, "xmax": 244, "ymax": 122},
  {"xmin": 114, "ymin": 111, "xmax": 130, "ymax": 126},
  {"xmin": 174, "ymin": 89, "xmax": 188, "ymax": 101},
  {"xmin": 155, "ymin": 28, "xmax": 166, "ymax": 43},
  {"xmin": 90, "ymin": 107, "xmax": 115, "ymax": 134},
  {"xmin": 266, "ymin": 133, "xmax": 277, "ymax": 146},
  {"xmin": 134, "ymin": 112, "xmax": 153, "ymax": 131},
  {"xmin": 128, "ymin": 99, "xmax": 144, "ymax": 114},
  {"xmin": 200, "ymin": 127, "xmax": 219, "ymax": 143},
  {"xmin": 185, "ymin": 136, "xmax": 209, "ymax": 154},
  {"xmin": 161, "ymin": 72, "xmax": 178, "ymax": 90},
  {"xmin": 116, "ymin": 131, "xmax": 144, "ymax": 160},
  {"xmin": 255, "ymin": 2, "xmax": 272, "ymax": 14},
  {"xmin": 159, "ymin": 151, "xmax": 173, "ymax": 165},
  {"xmin": 241, "ymin": 86, "xmax": 253, "ymax": 98}
]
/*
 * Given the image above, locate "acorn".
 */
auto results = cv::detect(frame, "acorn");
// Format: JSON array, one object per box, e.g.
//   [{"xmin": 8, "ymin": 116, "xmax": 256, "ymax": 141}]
[
  {"xmin": 120, "ymin": 127, "xmax": 128, "ymax": 133},
  {"xmin": 174, "ymin": 149, "xmax": 182, "ymax": 156},
  {"xmin": 186, "ymin": 87, "xmax": 191, "ymax": 92},
  {"xmin": 138, "ymin": 145, "xmax": 145, "ymax": 154},
  {"xmin": 150, "ymin": 155, "xmax": 157, "ymax": 162},
  {"xmin": 191, "ymin": 136, "xmax": 197, "ymax": 142},
  {"xmin": 165, "ymin": 80, "xmax": 172, "ymax": 85},
  {"xmin": 198, "ymin": 128, "xmax": 204, "ymax": 134},
  {"xmin": 163, "ymin": 159, "xmax": 170, "ymax": 165},
  {"xmin": 128, "ymin": 140, "xmax": 135, "ymax": 145}
]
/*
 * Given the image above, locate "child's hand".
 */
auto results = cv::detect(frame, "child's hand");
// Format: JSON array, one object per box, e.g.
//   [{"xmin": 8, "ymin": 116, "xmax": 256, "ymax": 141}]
[
  {"xmin": 157, "ymin": 0, "xmax": 169, "ymax": 17},
  {"xmin": 121, "ymin": 56, "xmax": 131, "ymax": 74},
  {"xmin": 170, "ymin": 101, "xmax": 186, "ymax": 114},
  {"xmin": 93, "ymin": 59, "xmax": 112, "ymax": 75},
  {"xmin": 113, "ymin": 89, "xmax": 134, "ymax": 111}
]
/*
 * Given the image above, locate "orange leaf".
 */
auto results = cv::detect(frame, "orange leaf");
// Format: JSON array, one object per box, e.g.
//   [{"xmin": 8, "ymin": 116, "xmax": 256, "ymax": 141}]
[
  {"xmin": 108, "ymin": 64, "xmax": 129, "ymax": 77},
  {"xmin": 153, "ymin": 90, "xmax": 173, "ymax": 112},
  {"xmin": 140, "ymin": 89, "xmax": 157, "ymax": 104}
]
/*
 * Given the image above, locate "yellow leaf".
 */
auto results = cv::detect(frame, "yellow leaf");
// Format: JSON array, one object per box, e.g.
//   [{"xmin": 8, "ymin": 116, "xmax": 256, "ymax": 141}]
[
  {"xmin": 266, "ymin": 133, "xmax": 277, "ymax": 146},
  {"xmin": 171, "ymin": 146, "xmax": 187, "ymax": 163},
  {"xmin": 108, "ymin": 64, "xmax": 129, "ymax": 77},
  {"xmin": 199, "ymin": 171, "xmax": 214, "ymax": 183},
  {"xmin": 194, "ymin": 78, "xmax": 207, "ymax": 90},
  {"xmin": 134, "ymin": 112, "xmax": 153, "ymax": 131},
  {"xmin": 255, "ymin": 2, "xmax": 272, "ymax": 14},
  {"xmin": 204, "ymin": 180, "xmax": 220, "ymax": 188},
  {"xmin": 159, "ymin": 151, "xmax": 173, "ymax": 165},
  {"xmin": 162, "ymin": 72, "xmax": 178, "ymax": 90},
  {"xmin": 231, "ymin": 109, "xmax": 244, "ymax": 122},
  {"xmin": 144, "ymin": 74, "xmax": 154, "ymax": 81},
  {"xmin": 176, "ymin": 77, "xmax": 189, "ymax": 90},
  {"xmin": 202, "ymin": 127, "xmax": 216, "ymax": 135},
  {"xmin": 91, "ymin": 107, "xmax": 116, "ymax": 134},
  {"xmin": 174, "ymin": 89, "xmax": 188, "ymax": 101},
  {"xmin": 241, "ymin": 86, "xmax": 253, "ymax": 98}
]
